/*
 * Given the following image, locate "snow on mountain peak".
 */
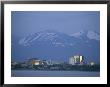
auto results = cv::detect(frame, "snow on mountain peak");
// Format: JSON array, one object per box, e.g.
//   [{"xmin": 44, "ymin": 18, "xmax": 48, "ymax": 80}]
[
  {"xmin": 87, "ymin": 31, "xmax": 99, "ymax": 41},
  {"xmin": 70, "ymin": 30, "xmax": 99, "ymax": 41},
  {"xmin": 18, "ymin": 30, "xmax": 62, "ymax": 46}
]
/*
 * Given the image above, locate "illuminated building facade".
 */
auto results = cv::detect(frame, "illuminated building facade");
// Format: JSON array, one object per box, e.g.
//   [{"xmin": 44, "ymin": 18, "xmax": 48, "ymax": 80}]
[
  {"xmin": 27, "ymin": 58, "xmax": 43, "ymax": 66},
  {"xmin": 69, "ymin": 55, "xmax": 84, "ymax": 65}
]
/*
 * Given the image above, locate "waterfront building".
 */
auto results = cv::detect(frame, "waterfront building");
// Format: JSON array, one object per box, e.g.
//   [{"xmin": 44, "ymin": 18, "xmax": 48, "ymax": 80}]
[
  {"xmin": 42, "ymin": 60, "xmax": 48, "ymax": 65},
  {"xmin": 90, "ymin": 62, "xmax": 95, "ymax": 66},
  {"xmin": 27, "ymin": 58, "xmax": 42, "ymax": 66},
  {"xmin": 69, "ymin": 57, "xmax": 75, "ymax": 65},
  {"xmin": 21, "ymin": 62, "xmax": 28, "ymax": 67},
  {"xmin": 46, "ymin": 60, "xmax": 53, "ymax": 65},
  {"xmin": 69, "ymin": 55, "xmax": 84, "ymax": 65},
  {"xmin": 11, "ymin": 61, "xmax": 18, "ymax": 66}
]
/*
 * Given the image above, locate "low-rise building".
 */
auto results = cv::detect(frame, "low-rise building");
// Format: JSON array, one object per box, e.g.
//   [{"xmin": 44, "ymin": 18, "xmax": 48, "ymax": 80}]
[
  {"xmin": 90, "ymin": 62, "xmax": 95, "ymax": 66},
  {"xmin": 27, "ymin": 58, "xmax": 42, "ymax": 66},
  {"xmin": 11, "ymin": 61, "xmax": 18, "ymax": 66}
]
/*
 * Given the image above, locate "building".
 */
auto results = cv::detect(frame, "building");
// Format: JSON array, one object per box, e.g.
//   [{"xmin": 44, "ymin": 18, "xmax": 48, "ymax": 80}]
[
  {"xmin": 69, "ymin": 55, "xmax": 84, "ymax": 65},
  {"xmin": 11, "ymin": 61, "xmax": 18, "ymax": 66},
  {"xmin": 34, "ymin": 60, "xmax": 42, "ymax": 65},
  {"xmin": 90, "ymin": 62, "xmax": 95, "ymax": 66},
  {"xmin": 69, "ymin": 57, "xmax": 75, "ymax": 65},
  {"xmin": 27, "ymin": 58, "xmax": 43, "ymax": 66},
  {"xmin": 46, "ymin": 60, "xmax": 53, "ymax": 65},
  {"xmin": 21, "ymin": 62, "xmax": 28, "ymax": 67},
  {"xmin": 42, "ymin": 60, "xmax": 48, "ymax": 65}
]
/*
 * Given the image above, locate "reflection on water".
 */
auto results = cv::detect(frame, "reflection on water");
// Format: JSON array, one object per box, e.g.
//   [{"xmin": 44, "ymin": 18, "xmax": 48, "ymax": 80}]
[{"xmin": 11, "ymin": 70, "xmax": 100, "ymax": 77}]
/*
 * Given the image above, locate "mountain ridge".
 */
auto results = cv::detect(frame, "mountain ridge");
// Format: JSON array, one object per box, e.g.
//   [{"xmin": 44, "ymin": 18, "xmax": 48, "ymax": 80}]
[{"xmin": 12, "ymin": 29, "xmax": 100, "ymax": 63}]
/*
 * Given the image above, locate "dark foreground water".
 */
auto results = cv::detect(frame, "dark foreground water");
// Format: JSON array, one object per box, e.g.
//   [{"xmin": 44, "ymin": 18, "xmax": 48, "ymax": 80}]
[{"xmin": 11, "ymin": 70, "xmax": 100, "ymax": 77}]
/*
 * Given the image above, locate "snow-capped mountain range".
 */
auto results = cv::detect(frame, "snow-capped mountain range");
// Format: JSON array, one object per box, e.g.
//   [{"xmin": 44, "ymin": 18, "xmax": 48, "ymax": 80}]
[
  {"xmin": 18, "ymin": 30, "xmax": 99, "ymax": 46},
  {"xmin": 19, "ymin": 30, "xmax": 76, "ymax": 47},
  {"xmin": 12, "ymin": 30, "xmax": 100, "ymax": 63}
]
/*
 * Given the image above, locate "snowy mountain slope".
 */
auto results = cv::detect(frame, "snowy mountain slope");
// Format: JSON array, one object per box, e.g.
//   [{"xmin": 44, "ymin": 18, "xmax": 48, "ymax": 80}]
[
  {"xmin": 18, "ymin": 30, "xmax": 77, "ymax": 47},
  {"xmin": 70, "ymin": 30, "xmax": 100, "ymax": 41},
  {"xmin": 12, "ymin": 30, "xmax": 100, "ymax": 63}
]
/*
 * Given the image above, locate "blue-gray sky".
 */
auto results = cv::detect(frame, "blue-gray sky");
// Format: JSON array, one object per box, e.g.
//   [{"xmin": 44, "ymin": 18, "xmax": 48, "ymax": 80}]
[{"xmin": 11, "ymin": 11, "xmax": 100, "ymax": 37}]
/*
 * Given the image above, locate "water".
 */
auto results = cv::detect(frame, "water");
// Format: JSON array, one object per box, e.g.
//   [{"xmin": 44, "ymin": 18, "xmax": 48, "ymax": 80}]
[{"xmin": 11, "ymin": 70, "xmax": 100, "ymax": 77}]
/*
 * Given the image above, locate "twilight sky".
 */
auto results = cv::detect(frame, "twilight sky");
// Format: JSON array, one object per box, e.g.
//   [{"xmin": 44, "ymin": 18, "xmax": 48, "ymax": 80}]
[{"xmin": 11, "ymin": 11, "xmax": 100, "ymax": 37}]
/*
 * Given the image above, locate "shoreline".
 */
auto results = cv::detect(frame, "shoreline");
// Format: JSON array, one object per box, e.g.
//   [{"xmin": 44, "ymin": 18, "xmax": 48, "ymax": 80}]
[{"xmin": 11, "ymin": 69, "xmax": 100, "ymax": 72}]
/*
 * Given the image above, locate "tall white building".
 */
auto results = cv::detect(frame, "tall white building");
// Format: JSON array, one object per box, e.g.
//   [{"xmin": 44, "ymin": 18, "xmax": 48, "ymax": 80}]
[
  {"xmin": 69, "ymin": 55, "xmax": 84, "ymax": 65},
  {"xmin": 69, "ymin": 57, "xmax": 75, "ymax": 65}
]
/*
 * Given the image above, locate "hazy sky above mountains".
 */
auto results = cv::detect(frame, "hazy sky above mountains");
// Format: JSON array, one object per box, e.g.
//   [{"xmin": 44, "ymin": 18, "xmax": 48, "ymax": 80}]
[{"xmin": 12, "ymin": 11, "xmax": 100, "ymax": 37}]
